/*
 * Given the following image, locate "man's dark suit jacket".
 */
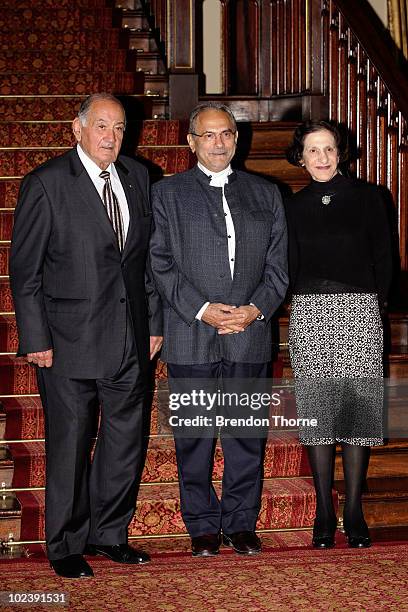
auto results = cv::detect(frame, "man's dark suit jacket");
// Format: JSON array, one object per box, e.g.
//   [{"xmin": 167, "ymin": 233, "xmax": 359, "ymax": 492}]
[
  {"xmin": 150, "ymin": 165, "xmax": 288, "ymax": 364},
  {"xmin": 10, "ymin": 147, "xmax": 162, "ymax": 379}
]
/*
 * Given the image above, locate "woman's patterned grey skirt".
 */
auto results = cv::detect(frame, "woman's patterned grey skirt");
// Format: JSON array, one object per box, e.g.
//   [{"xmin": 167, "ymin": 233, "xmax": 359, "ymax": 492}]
[{"xmin": 288, "ymin": 293, "xmax": 383, "ymax": 446}]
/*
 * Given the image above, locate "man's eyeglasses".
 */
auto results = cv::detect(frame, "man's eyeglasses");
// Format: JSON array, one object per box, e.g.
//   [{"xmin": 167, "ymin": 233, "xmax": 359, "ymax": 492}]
[{"xmin": 189, "ymin": 129, "xmax": 236, "ymax": 142}]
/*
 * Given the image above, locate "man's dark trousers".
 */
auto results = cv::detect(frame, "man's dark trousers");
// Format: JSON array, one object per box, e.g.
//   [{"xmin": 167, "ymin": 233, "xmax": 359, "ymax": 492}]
[
  {"xmin": 168, "ymin": 360, "xmax": 270, "ymax": 538},
  {"xmin": 37, "ymin": 318, "xmax": 146, "ymax": 561}
]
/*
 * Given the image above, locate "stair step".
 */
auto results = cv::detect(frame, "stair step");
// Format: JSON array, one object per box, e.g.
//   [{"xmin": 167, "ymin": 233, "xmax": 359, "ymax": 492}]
[
  {"xmin": 0, "ymin": 29, "xmax": 122, "ymax": 51},
  {"xmin": 119, "ymin": 8, "xmax": 150, "ymax": 31},
  {"xmin": 0, "ymin": 246, "xmax": 9, "ymax": 275},
  {"xmin": 0, "ymin": 123, "xmax": 74, "ymax": 149},
  {"xmin": 137, "ymin": 146, "xmax": 194, "ymax": 175},
  {"xmin": 0, "ymin": 180, "xmax": 21, "ymax": 209},
  {"xmin": 0, "ymin": 405, "xmax": 5, "ymax": 439},
  {"xmin": 0, "ymin": 49, "xmax": 129, "ymax": 74},
  {"xmin": 144, "ymin": 75, "xmax": 169, "ymax": 97},
  {"xmin": 0, "ymin": 97, "xmax": 86, "ymax": 122},
  {"xmin": 134, "ymin": 52, "xmax": 166, "ymax": 76},
  {"xmin": 335, "ymin": 440, "xmax": 408, "ymax": 480},
  {"xmin": 0, "ymin": 120, "xmax": 188, "ymax": 148},
  {"xmin": 0, "ymin": 72, "xmax": 142, "ymax": 96},
  {"xmin": 337, "ymin": 477, "xmax": 408, "ymax": 528},
  {"xmin": 248, "ymin": 122, "xmax": 300, "ymax": 156},
  {"xmin": 244, "ymin": 158, "xmax": 309, "ymax": 192},
  {"xmin": 0, "ymin": 357, "xmax": 38, "ymax": 395},
  {"xmin": 129, "ymin": 31, "xmax": 159, "ymax": 53},
  {"xmin": 7, "ymin": 433, "xmax": 310, "ymax": 488},
  {"xmin": 137, "ymin": 120, "xmax": 189, "ymax": 145},
  {"xmin": 388, "ymin": 313, "xmax": 408, "ymax": 346},
  {"xmin": 0, "ymin": 314, "xmax": 17, "ymax": 353},
  {"xmin": 1, "ymin": 145, "xmax": 193, "ymax": 180},
  {"xmin": 1, "ymin": 149, "xmax": 69, "ymax": 179},
  {"xmin": 2, "ymin": 397, "xmax": 44, "ymax": 441},
  {"xmin": 0, "ymin": 446, "xmax": 13, "ymax": 487},
  {"xmin": 151, "ymin": 98, "xmax": 169, "ymax": 120},
  {"xmin": 0, "ymin": 493, "xmax": 21, "ymax": 543},
  {"xmin": 0, "ymin": 279, "xmax": 13, "ymax": 313},
  {"xmin": 0, "ymin": 8, "xmax": 113, "ymax": 32},
  {"xmin": 0, "ymin": 0, "xmax": 107, "ymax": 7},
  {"xmin": 13, "ymin": 477, "xmax": 317, "ymax": 541},
  {"xmin": 0, "ymin": 211, "xmax": 13, "ymax": 242}
]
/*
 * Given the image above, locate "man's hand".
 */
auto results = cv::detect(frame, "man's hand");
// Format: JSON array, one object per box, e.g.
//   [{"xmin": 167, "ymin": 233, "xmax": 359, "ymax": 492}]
[
  {"xmin": 26, "ymin": 349, "xmax": 53, "ymax": 368},
  {"xmin": 201, "ymin": 303, "xmax": 239, "ymax": 330},
  {"xmin": 217, "ymin": 305, "xmax": 261, "ymax": 335},
  {"xmin": 150, "ymin": 335, "xmax": 163, "ymax": 360}
]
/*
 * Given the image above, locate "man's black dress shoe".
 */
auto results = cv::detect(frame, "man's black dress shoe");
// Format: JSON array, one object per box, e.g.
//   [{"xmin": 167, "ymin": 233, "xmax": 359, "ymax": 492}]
[
  {"xmin": 191, "ymin": 534, "xmax": 221, "ymax": 557},
  {"xmin": 312, "ymin": 534, "xmax": 335, "ymax": 549},
  {"xmin": 346, "ymin": 534, "xmax": 371, "ymax": 548},
  {"xmin": 223, "ymin": 531, "xmax": 262, "ymax": 555},
  {"xmin": 86, "ymin": 544, "xmax": 150, "ymax": 564},
  {"xmin": 50, "ymin": 555, "xmax": 94, "ymax": 578}
]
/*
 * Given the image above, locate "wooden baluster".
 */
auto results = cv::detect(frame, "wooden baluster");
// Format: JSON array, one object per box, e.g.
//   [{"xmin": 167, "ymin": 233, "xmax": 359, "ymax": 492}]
[
  {"xmin": 160, "ymin": 0, "xmax": 167, "ymax": 46},
  {"xmin": 387, "ymin": 99, "xmax": 399, "ymax": 200},
  {"xmin": 377, "ymin": 81, "xmax": 388, "ymax": 188},
  {"xmin": 271, "ymin": 0, "xmax": 278, "ymax": 94},
  {"xmin": 285, "ymin": 0, "xmax": 292, "ymax": 93},
  {"xmin": 277, "ymin": 0, "xmax": 285, "ymax": 95},
  {"xmin": 329, "ymin": 5, "xmax": 339, "ymax": 119},
  {"xmin": 366, "ymin": 63, "xmax": 378, "ymax": 184},
  {"xmin": 300, "ymin": 0, "xmax": 308, "ymax": 92},
  {"xmin": 337, "ymin": 13, "xmax": 348, "ymax": 123},
  {"xmin": 347, "ymin": 32, "xmax": 358, "ymax": 139},
  {"xmin": 220, "ymin": 0, "xmax": 229, "ymax": 95},
  {"xmin": 292, "ymin": 0, "xmax": 300, "ymax": 93},
  {"xmin": 399, "ymin": 117, "xmax": 408, "ymax": 270},
  {"xmin": 260, "ymin": 0, "xmax": 272, "ymax": 98},
  {"xmin": 356, "ymin": 45, "xmax": 367, "ymax": 180}
]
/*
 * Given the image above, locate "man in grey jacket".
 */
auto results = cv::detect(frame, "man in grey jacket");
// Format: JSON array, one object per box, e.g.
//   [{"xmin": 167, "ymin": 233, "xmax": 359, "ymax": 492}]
[{"xmin": 150, "ymin": 102, "xmax": 288, "ymax": 557}]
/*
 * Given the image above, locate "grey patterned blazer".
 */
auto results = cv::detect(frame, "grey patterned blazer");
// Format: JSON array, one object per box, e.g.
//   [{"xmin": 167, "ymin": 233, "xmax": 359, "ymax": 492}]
[{"xmin": 150, "ymin": 165, "xmax": 288, "ymax": 364}]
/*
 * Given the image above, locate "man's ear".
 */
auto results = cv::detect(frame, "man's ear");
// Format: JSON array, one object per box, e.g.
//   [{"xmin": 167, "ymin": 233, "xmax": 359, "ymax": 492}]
[
  {"xmin": 72, "ymin": 118, "xmax": 82, "ymax": 143},
  {"xmin": 187, "ymin": 133, "xmax": 195, "ymax": 153}
]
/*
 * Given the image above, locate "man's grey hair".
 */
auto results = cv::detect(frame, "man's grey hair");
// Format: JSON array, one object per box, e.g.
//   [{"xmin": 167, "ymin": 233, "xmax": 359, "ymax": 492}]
[
  {"xmin": 77, "ymin": 93, "xmax": 126, "ymax": 128},
  {"xmin": 188, "ymin": 102, "xmax": 237, "ymax": 134}
]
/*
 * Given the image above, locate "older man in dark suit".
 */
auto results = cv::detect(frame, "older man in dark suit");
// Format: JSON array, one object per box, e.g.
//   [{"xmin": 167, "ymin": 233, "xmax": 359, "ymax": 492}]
[
  {"xmin": 150, "ymin": 102, "xmax": 288, "ymax": 557},
  {"xmin": 10, "ymin": 93, "xmax": 162, "ymax": 578}
]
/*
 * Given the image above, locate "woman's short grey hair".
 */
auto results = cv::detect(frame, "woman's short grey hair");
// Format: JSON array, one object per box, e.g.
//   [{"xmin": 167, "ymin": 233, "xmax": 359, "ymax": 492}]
[
  {"xmin": 188, "ymin": 102, "xmax": 237, "ymax": 134},
  {"xmin": 78, "ymin": 93, "xmax": 126, "ymax": 128}
]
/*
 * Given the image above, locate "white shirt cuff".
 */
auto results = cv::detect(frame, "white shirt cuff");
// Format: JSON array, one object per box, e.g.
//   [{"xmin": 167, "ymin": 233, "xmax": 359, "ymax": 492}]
[
  {"xmin": 250, "ymin": 302, "xmax": 264, "ymax": 320},
  {"xmin": 196, "ymin": 302, "xmax": 210, "ymax": 320}
]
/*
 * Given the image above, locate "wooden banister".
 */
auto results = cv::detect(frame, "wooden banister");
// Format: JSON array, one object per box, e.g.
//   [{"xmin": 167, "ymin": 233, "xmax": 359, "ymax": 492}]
[{"xmin": 332, "ymin": 0, "xmax": 408, "ymax": 121}]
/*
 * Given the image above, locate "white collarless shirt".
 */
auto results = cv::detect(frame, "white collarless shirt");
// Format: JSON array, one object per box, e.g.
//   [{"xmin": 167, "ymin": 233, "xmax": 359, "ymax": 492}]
[
  {"xmin": 196, "ymin": 162, "xmax": 236, "ymax": 320},
  {"xmin": 76, "ymin": 144, "xmax": 130, "ymax": 239}
]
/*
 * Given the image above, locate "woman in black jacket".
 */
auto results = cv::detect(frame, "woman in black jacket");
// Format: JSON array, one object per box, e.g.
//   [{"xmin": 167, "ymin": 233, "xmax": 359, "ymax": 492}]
[{"xmin": 285, "ymin": 120, "xmax": 392, "ymax": 549}]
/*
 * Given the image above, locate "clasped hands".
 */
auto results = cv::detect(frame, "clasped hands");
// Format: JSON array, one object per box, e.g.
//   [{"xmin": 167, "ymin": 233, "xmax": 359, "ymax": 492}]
[{"xmin": 201, "ymin": 303, "xmax": 261, "ymax": 335}]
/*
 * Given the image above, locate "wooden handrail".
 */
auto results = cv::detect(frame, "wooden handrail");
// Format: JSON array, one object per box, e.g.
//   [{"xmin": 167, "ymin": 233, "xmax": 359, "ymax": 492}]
[{"xmin": 333, "ymin": 0, "xmax": 408, "ymax": 121}]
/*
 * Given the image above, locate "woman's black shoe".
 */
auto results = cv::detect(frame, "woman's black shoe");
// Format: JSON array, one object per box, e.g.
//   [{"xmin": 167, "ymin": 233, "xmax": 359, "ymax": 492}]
[
  {"xmin": 312, "ymin": 516, "xmax": 337, "ymax": 549},
  {"xmin": 344, "ymin": 519, "xmax": 371, "ymax": 548}
]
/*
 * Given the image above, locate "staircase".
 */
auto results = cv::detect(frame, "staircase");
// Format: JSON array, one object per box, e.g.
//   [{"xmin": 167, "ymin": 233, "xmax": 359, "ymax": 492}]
[{"xmin": 1, "ymin": 0, "xmax": 408, "ymax": 555}]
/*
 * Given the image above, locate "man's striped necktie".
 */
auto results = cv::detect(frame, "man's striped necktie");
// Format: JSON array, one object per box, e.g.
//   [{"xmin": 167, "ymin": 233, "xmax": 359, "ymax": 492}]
[{"xmin": 99, "ymin": 170, "xmax": 125, "ymax": 252}]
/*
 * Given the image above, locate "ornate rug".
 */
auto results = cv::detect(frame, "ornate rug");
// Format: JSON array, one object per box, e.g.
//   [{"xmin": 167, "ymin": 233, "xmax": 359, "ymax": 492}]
[{"xmin": 0, "ymin": 542, "xmax": 406, "ymax": 611}]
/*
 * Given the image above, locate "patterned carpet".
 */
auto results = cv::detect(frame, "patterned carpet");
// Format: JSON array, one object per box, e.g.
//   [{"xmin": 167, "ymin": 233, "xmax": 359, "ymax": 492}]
[{"xmin": 0, "ymin": 542, "xmax": 407, "ymax": 611}]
